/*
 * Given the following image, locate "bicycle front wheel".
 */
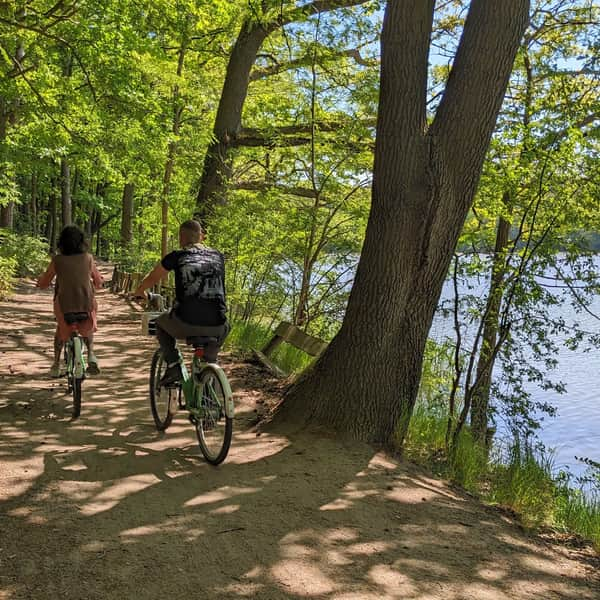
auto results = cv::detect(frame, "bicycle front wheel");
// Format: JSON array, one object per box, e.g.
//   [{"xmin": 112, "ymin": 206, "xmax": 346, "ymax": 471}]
[
  {"xmin": 149, "ymin": 349, "xmax": 176, "ymax": 431},
  {"xmin": 195, "ymin": 365, "xmax": 233, "ymax": 465}
]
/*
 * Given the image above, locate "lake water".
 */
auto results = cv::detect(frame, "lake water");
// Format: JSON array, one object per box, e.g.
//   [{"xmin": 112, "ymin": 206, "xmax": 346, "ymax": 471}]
[
  {"xmin": 527, "ymin": 296, "xmax": 600, "ymax": 477},
  {"xmin": 430, "ymin": 261, "xmax": 600, "ymax": 479}
]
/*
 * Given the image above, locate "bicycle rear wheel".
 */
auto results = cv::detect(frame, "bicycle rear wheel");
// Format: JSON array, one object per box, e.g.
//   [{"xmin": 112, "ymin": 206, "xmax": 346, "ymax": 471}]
[
  {"xmin": 195, "ymin": 365, "xmax": 232, "ymax": 465},
  {"xmin": 149, "ymin": 349, "xmax": 177, "ymax": 431}
]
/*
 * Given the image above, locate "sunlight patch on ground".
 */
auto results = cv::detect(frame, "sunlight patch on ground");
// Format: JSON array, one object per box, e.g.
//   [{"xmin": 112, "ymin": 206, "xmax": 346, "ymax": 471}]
[
  {"xmin": 185, "ymin": 485, "xmax": 260, "ymax": 507},
  {"xmin": 210, "ymin": 504, "xmax": 240, "ymax": 515},
  {"xmin": 394, "ymin": 556, "xmax": 451, "ymax": 578},
  {"xmin": 477, "ymin": 566, "xmax": 509, "ymax": 581},
  {"xmin": 71, "ymin": 473, "xmax": 161, "ymax": 515},
  {"xmin": 7, "ymin": 506, "xmax": 47, "ymax": 525},
  {"xmin": 385, "ymin": 486, "xmax": 439, "ymax": 504},
  {"xmin": 271, "ymin": 559, "xmax": 337, "ymax": 596},
  {"xmin": 368, "ymin": 564, "xmax": 417, "ymax": 597},
  {"xmin": 225, "ymin": 432, "xmax": 290, "ymax": 464},
  {"xmin": 120, "ymin": 518, "xmax": 206, "ymax": 541},
  {"xmin": 0, "ymin": 456, "xmax": 44, "ymax": 498}
]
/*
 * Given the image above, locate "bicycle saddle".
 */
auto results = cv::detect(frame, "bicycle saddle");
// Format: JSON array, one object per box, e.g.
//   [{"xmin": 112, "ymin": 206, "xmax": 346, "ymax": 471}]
[
  {"xmin": 186, "ymin": 336, "xmax": 219, "ymax": 347},
  {"xmin": 64, "ymin": 312, "xmax": 89, "ymax": 325}
]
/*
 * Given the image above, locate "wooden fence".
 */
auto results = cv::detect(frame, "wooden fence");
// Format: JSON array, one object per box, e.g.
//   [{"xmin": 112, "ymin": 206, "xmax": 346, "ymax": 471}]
[{"xmin": 110, "ymin": 265, "xmax": 176, "ymax": 308}]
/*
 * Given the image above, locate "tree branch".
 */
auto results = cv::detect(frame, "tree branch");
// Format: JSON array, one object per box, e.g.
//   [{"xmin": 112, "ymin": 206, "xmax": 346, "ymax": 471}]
[
  {"xmin": 250, "ymin": 46, "xmax": 377, "ymax": 80},
  {"xmin": 431, "ymin": 0, "xmax": 530, "ymax": 199},
  {"xmin": 272, "ymin": 0, "xmax": 373, "ymax": 32},
  {"xmin": 233, "ymin": 180, "xmax": 318, "ymax": 199}
]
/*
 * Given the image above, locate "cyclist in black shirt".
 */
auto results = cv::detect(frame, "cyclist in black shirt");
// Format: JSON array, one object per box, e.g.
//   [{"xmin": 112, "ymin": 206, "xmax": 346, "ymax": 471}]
[{"xmin": 133, "ymin": 220, "xmax": 229, "ymax": 384}]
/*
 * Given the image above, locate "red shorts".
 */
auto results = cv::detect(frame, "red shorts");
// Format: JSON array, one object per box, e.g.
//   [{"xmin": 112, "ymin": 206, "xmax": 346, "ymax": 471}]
[{"xmin": 54, "ymin": 297, "xmax": 98, "ymax": 342}]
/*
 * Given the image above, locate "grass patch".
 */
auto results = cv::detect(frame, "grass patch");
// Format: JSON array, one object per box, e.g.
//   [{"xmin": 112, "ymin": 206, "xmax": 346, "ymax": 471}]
[
  {"xmin": 225, "ymin": 319, "xmax": 315, "ymax": 375},
  {"xmin": 404, "ymin": 403, "xmax": 600, "ymax": 549}
]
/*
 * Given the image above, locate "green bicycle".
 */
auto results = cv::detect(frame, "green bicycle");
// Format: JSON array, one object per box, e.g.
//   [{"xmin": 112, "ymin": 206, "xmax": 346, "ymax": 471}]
[
  {"xmin": 143, "ymin": 297, "xmax": 234, "ymax": 465},
  {"xmin": 63, "ymin": 312, "xmax": 88, "ymax": 419}
]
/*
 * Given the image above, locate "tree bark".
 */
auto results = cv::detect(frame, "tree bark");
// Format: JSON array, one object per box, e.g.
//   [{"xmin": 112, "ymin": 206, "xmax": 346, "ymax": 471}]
[
  {"xmin": 120, "ymin": 182, "xmax": 135, "ymax": 248},
  {"xmin": 60, "ymin": 157, "xmax": 71, "ymax": 226},
  {"xmin": 194, "ymin": 22, "xmax": 268, "ymax": 223},
  {"xmin": 274, "ymin": 0, "xmax": 530, "ymax": 447},
  {"xmin": 161, "ymin": 25, "xmax": 189, "ymax": 259},
  {"xmin": 194, "ymin": 0, "xmax": 371, "ymax": 223},
  {"xmin": 31, "ymin": 172, "xmax": 38, "ymax": 235},
  {"xmin": 49, "ymin": 191, "xmax": 58, "ymax": 253},
  {"xmin": 469, "ymin": 205, "xmax": 511, "ymax": 444},
  {"xmin": 0, "ymin": 203, "xmax": 14, "ymax": 228}
]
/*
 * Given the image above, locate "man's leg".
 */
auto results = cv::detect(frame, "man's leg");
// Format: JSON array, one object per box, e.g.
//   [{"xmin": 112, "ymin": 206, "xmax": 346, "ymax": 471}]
[
  {"xmin": 202, "ymin": 322, "xmax": 230, "ymax": 362},
  {"xmin": 155, "ymin": 313, "xmax": 184, "ymax": 384}
]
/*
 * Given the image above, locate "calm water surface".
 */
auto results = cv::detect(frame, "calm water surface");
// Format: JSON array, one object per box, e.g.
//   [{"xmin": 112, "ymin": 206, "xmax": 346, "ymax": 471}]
[{"xmin": 431, "ymin": 266, "xmax": 600, "ymax": 478}]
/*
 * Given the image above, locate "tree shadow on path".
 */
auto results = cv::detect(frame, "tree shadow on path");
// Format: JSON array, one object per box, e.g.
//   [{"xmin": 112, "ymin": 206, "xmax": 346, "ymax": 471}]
[{"xmin": 0, "ymin": 278, "xmax": 598, "ymax": 600}]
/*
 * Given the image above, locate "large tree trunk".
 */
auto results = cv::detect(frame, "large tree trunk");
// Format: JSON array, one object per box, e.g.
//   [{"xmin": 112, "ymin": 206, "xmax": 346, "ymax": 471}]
[
  {"xmin": 194, "ymin": 22, "xmax": 268, "ymax": 222},
  {"xmin": 60, "ymin": 157, "xmax": 71, "ymax": 226},
  {"xmin": 194, "ymin": 0, "xmax": 370, "ymax": 222},
  {"xmin": 274, "ymin": 0, "xmax": 530, "ymax": 447},
  {"xmin": 120, "ymin": 182, "xmax": 135, "ymax": 248}
]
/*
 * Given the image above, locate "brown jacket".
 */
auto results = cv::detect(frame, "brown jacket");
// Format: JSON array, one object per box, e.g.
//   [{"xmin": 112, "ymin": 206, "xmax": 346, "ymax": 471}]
[{"xmin": 52, "ymin": 253, "xmax": 97, "ymax": 314}]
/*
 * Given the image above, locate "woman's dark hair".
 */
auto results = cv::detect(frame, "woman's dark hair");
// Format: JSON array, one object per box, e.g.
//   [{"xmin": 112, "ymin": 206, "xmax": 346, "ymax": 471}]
[{"xmin": 57, "ymin": 225, "xmax": 88, "ymax": 255}]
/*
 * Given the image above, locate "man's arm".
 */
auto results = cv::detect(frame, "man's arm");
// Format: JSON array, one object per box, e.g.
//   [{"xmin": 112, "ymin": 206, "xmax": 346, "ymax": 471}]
[{"xmin": 133, "ymin": 263, "xmax": 169, "ymax": 298}]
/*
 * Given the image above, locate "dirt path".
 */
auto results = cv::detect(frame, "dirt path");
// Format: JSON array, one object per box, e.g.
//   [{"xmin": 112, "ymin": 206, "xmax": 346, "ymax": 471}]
[{"xmin": 1, "ymin": 273, "xmax": 598, "ymax": 600}]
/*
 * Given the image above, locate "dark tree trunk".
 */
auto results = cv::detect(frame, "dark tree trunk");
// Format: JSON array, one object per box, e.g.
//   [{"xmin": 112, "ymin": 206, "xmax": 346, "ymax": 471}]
[
  {"xmin": 49, "ymin": 191, "xmax": 58, "ymax": 253},
  {"xmin": 194, "ymin": 0, "xmax": 370, "ymax": 223},
  {"xmin": 96, "ymin": 212, "xmax": 101, "ymax": 257},
  {"xmin": 0, "ymin": 203, "xmax": 14, "ymax": 228},
  {"xmin": 85, "ymin": 207, "xmax": 93, "ymax": 240},
  {"xmin": 274, "ymin": 0, "xmax": 530, "ymax": 447},
  {"xmin": 31, "ymin": 172, "xmax": 38, "ymax": 236},
  {"xmin": 470, "ymin": 212, "xmax": 511, "ymax": 445},
  {"xmin": 120, "ymin": 182, "xmax": 135, "ymax": 248},
  {"xmin": 161, "ymin": 28, "xmax": 189, "ymax": 259},
  {"xmin": 61, "ymin": 157, "xmax": 71, "ymax": 226},
  {"xmin": 194, "ymin": 22, "xmax": 268, "ymax": 223},
  {"xmin": 71, "ymin": 168, "xmax": 80, "ymax": 225}
]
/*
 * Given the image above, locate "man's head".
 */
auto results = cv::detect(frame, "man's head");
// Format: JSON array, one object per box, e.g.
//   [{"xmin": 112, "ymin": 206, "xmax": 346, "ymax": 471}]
[{"xmin": 179, "ymin": 219, "xmax": 204, "ymax": 247}]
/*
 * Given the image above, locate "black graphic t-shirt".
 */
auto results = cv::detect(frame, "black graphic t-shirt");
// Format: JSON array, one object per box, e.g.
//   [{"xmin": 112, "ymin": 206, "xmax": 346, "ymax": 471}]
[{"xmin": 161, "ymin": 245, "xmax": 227, "ymax": 326}]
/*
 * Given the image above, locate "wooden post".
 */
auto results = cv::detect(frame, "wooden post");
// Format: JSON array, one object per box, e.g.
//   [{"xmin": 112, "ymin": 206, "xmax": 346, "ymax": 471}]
[{"xmin": 255, "ymin": 322, "xmax": 328, "ymax": 377}]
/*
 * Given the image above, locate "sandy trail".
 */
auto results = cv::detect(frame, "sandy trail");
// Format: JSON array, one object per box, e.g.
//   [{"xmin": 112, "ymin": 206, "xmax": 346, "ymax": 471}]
[{"xmin": 0, "ymin": 272, "xmax": 598, "ymax": 599}]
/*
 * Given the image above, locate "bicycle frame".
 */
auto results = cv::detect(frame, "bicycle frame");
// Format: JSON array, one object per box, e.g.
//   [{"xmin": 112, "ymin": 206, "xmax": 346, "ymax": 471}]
[
  {"xmin": 65, "ymin": 330, "xmax": 86, "ymax": 381},
  {"xmin": 180, "ymin": 351, "xmax": 234, "ymax": 420}
]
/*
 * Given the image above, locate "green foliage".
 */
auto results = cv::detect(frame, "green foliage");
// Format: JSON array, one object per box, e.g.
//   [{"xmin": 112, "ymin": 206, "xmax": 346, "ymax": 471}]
[
  {"xmin": 488, "ymin": 444, "xmax": 557, "ymax": 527},
  {"xmin": 404, "ymin": 402, "xmax": 600, "ymax": 549},
  {"xmin": 0, "ymin": 229, "xmax": 48, "ymax": 277},
  {"xmin": 0, "ymin": 255, "xmax": 16, "ymax": 299},
  {"xmin": 555, "ymin": 485, "xmax": 600, "ymax": 548},
  {"xmin": 225, "ymin": 320, "xmax": 314, "ymax": 375}
]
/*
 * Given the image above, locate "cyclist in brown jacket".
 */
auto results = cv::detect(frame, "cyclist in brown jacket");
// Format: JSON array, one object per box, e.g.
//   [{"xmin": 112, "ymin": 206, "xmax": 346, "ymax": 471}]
[{"xmin": 38, "ymin": 226, "xmax": 103, "ymax": 377}]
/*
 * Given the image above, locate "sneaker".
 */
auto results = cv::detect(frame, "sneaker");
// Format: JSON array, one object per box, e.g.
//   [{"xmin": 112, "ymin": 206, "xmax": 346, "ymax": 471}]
[
  {"xmin": 50, "ymin": 364, "xmax": 62, "ymax": 378},
  {"xmin": 87, "ymin": 355, "xmax": 100, "ymax": 376},
  {"xmin": 159, "ymin": 363, "xmax": 182, "ymax": 386}
]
